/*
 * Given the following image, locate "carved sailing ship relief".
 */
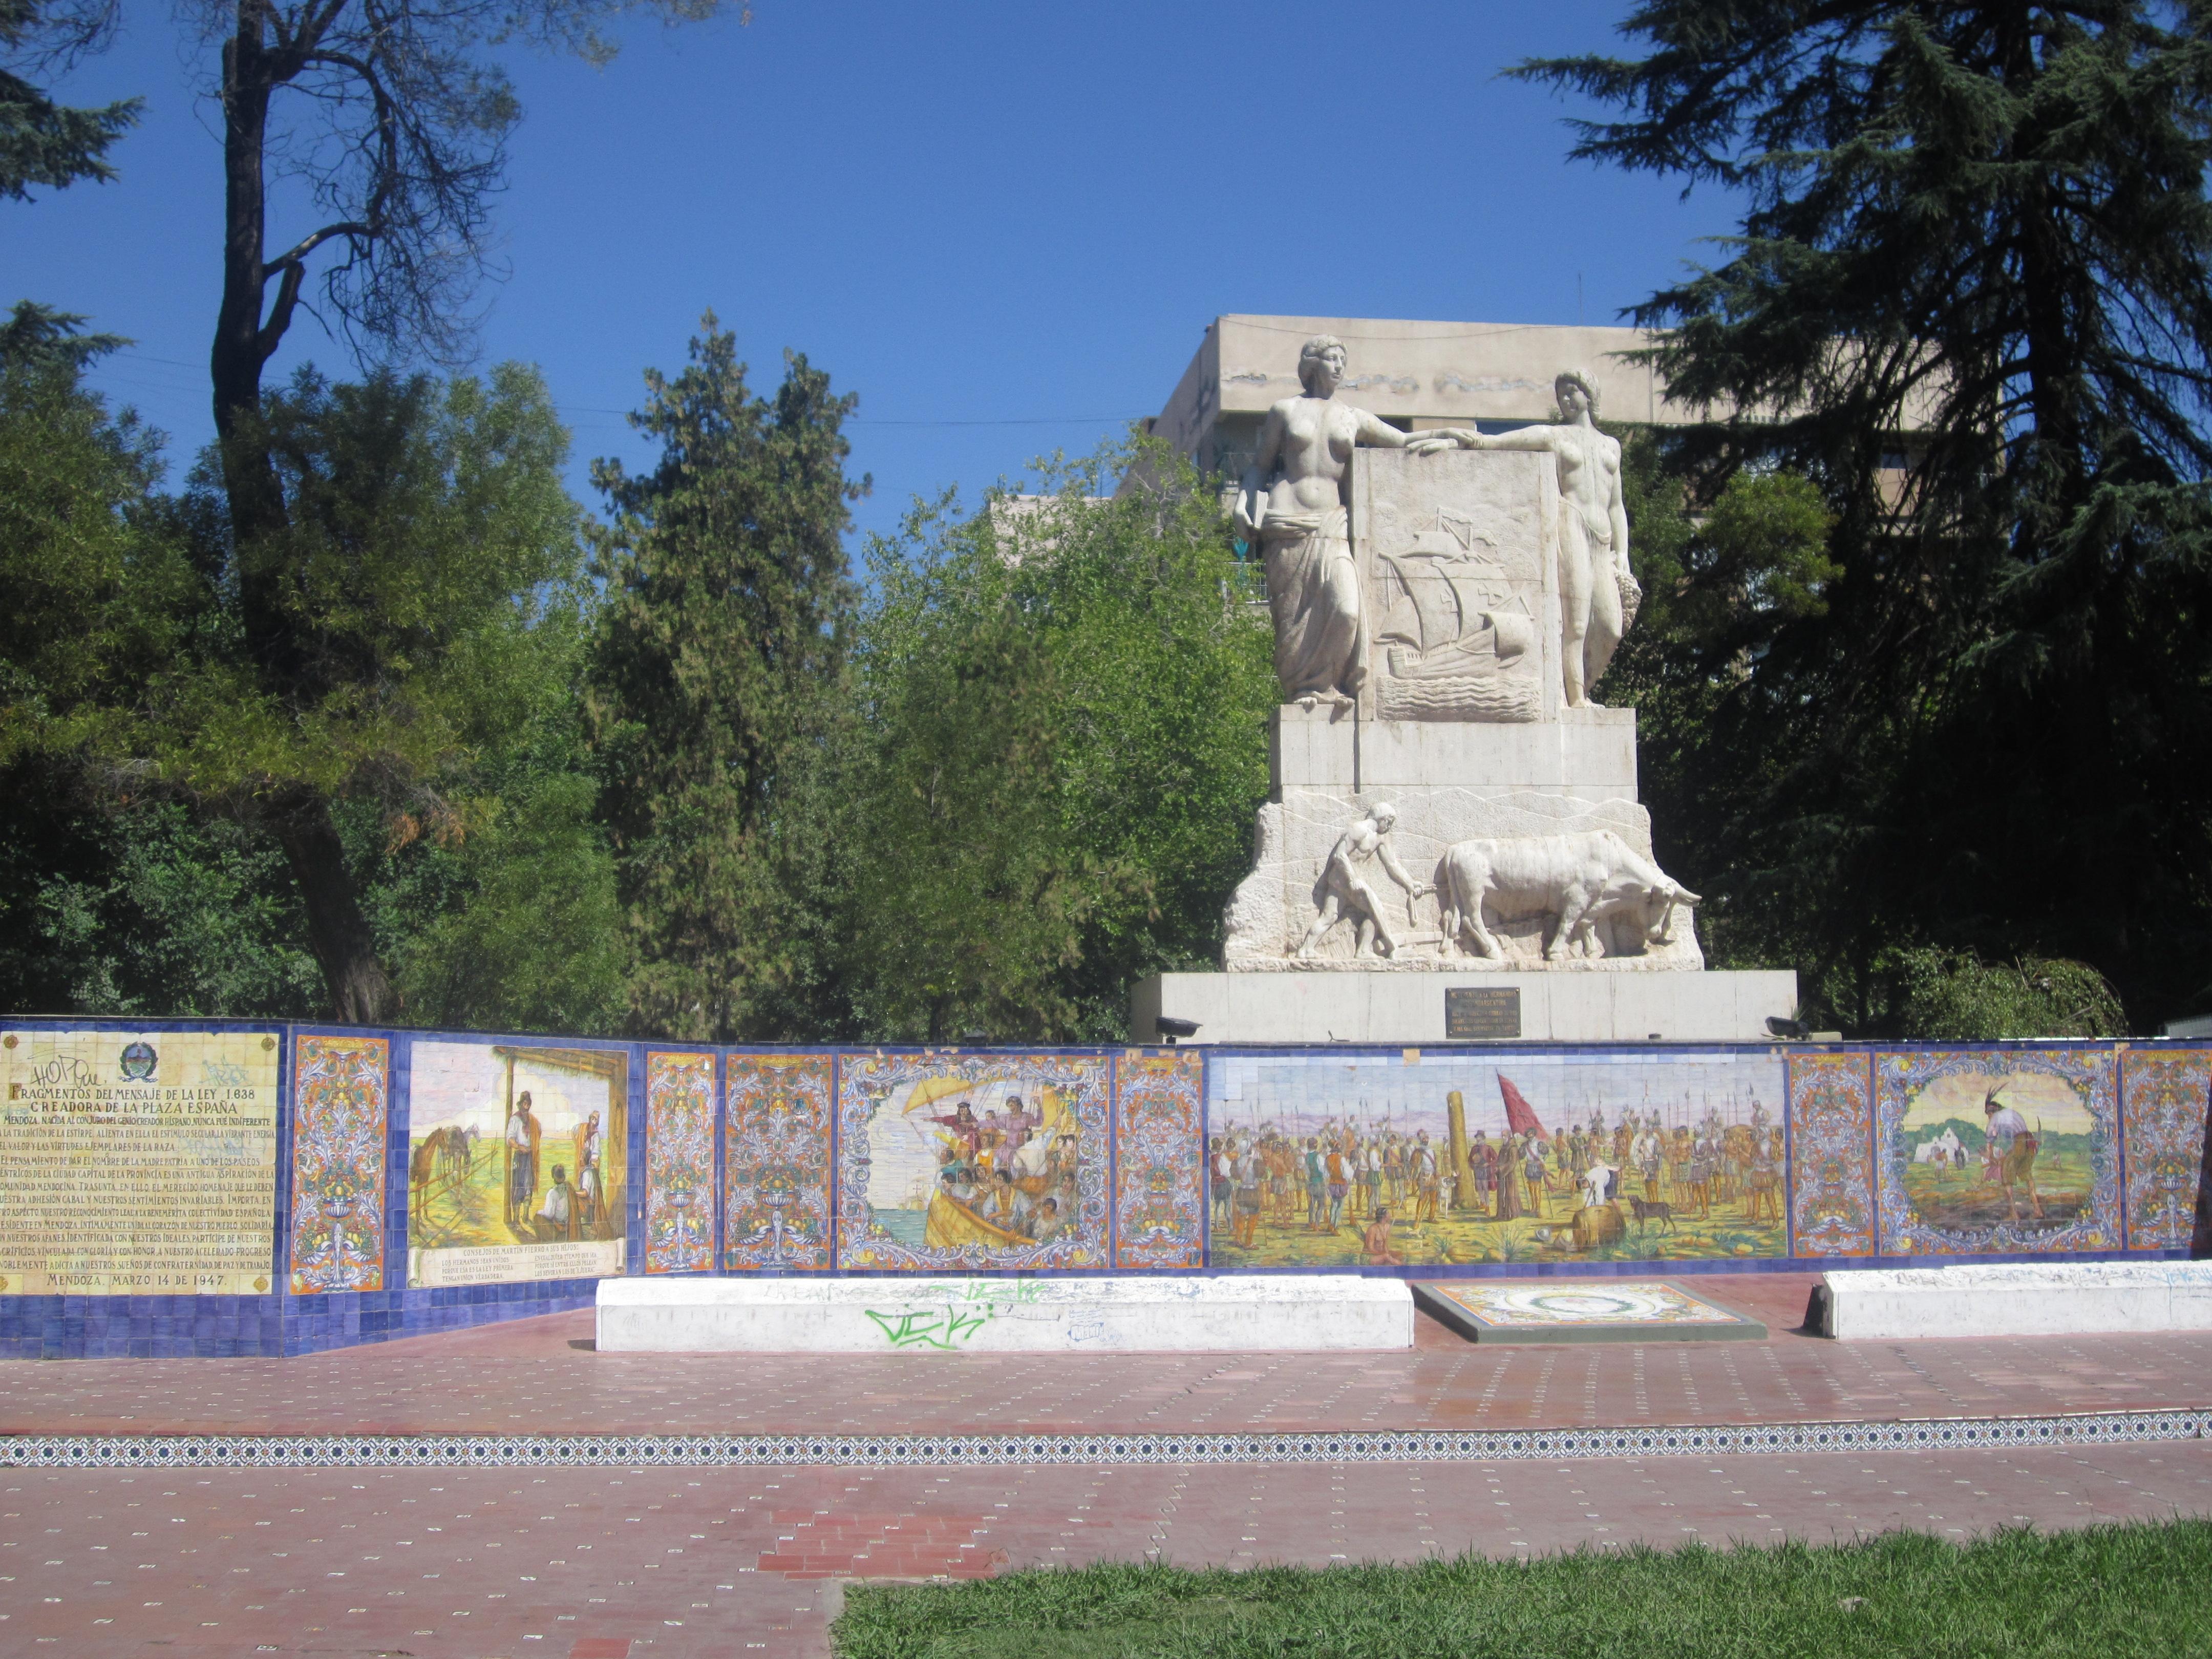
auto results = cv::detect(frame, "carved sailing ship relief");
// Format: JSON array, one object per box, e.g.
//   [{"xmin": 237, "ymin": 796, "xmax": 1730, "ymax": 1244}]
[{"xmin": 1366, "ymin": 499, "xmax": 1543, "ymax": 722}]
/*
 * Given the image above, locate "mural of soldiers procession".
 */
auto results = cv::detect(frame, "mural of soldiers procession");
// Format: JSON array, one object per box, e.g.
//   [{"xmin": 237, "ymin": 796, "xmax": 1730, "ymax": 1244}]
[{"xmin": 1205, "ymin": 1051, "xmax": 1788, "ymax": 1267}]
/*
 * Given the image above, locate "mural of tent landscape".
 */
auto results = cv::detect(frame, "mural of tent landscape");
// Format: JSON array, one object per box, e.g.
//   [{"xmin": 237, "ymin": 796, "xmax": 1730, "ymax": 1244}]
[{"xmin": 1204, "ymin": 1048, "xmax": 1790, "ymax": 1269}]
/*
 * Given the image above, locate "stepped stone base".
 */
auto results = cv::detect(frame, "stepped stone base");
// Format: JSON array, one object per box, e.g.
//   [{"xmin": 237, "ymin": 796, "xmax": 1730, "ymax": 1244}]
[{"xmin": 1132, "ymin": 968, "xmax": 1797, "ymax": 1045}]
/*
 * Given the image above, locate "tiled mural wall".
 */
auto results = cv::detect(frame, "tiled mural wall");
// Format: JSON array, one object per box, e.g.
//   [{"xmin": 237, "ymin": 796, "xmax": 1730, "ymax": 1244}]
[{"xmin": 0, "ymin": 1019, "xmax": 2204, "ymax": 1356}]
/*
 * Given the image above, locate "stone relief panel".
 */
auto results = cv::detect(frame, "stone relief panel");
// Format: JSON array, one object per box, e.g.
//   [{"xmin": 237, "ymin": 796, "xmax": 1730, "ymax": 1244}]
[
  {"xmin": 1227, "ymin": 789, "xmax": 1702, "ymax": 970},
  {"xmin": 2119, "ymin": 1048, "xmax": 2209, "ymax": 1250},
  {"xmin": 835, "ymin": 1051, "xmax": 1110, "ymax": 1271},
  {"xmin": 289, "ymin": 1034, "xmax": 391, "ymax": 1294},
  {"xmin": 1784, "ymin": 1050, "xmax": 1876, "ymax": 1258},
  {"xmin": 643, "ymin": 1051, "xmax": 717, "ymax": 1274},
  {"xmin": 1355, "ymin": 448, "xmax": 1556, "ymax": 724},
  {"xmin": 723, "ymin": 1053, "xmax": 835, "ymax": 1271},
  {"xmin": 1874, "ymin": 1048, "xmax": 2120, "ymax": 1257},
  {"xmin": 1111, "ymin": 1050, "xmax": 1205, "ymax": 1270}
]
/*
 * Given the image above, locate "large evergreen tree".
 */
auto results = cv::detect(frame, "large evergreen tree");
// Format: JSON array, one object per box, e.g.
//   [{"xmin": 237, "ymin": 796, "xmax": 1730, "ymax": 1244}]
[
  {"xmin": 588, "ymin": 316, "xmax": 864, "ymax": 1043},
  {"xmin": 1522, "ymin": 2, "xmax": 2212, "ymax": 1029},
  {"xmin": 1, "ymin": 0, "xmax": 137, "ymax": 200}
]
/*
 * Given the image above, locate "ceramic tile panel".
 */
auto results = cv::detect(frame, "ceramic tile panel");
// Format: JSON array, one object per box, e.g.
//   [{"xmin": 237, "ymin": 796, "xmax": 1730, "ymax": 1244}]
[
  {"xmin": 402, "ymin": 1040, "xmax": 629, "ymax": 1287},
  {"xmin": 0, "ymin": 1026, "xmax": 282, "ymax": 1298},
  {"xmin": 836, "ymin": 1051, "xmax": 1110, "ymax": 1271},
  {"xmin": 724, "ymin": 1052, "xmax": 835, "ymax": 1270},
  {"xmin": 2120, "ymin": 1047, "xmax": 2209, "ymax": 1250},
  {"xmin": 1875, "ymin": 1048, "xmax": 2121, "ymax": 1256},
  {"xmin": 1111, "ymin": 1050, "xmax": 1206, "ymax": 1269},
  {"xmin": 288, "ymin": 1034, "xmax": 391, "ymax": 1293},
  {"xmin": 643, "ymin": 1052, "xmax": 717, "ymax": 1273},
  {"xmin": 1785, "ymin": 1051, "xmax": 1877, "ymax": 1257},
  {"xmin": 1203, "ymin": 1047, "xmax": 1788, "ymax": 1269}
]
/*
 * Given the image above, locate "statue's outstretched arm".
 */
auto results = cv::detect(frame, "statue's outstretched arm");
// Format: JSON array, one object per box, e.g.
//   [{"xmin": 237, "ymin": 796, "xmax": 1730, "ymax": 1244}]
[{"xmin": 1354, "ymin": 408, "xmax": 1414, "ymax": 449}]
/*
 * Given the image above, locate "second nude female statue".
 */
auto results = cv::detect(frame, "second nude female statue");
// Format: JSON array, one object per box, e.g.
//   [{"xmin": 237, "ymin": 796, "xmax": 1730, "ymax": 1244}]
[{"xmin": 1235, "ymin": 335, "xmax": 1428, "ymax": 706}]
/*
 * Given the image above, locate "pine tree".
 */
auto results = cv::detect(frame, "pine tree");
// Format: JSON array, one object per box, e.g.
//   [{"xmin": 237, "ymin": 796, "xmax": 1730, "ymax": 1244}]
[
  {"xmin": 588, "ymin": 316, "xmax": 865, "ymax": 1043},
  {"xmin": 1520, "ymin": 3, "xmax": 2212, "ymax": 1028},
  {"xmin": 1, "ymin": 0, "xmax": 138, "ymax": 201}
]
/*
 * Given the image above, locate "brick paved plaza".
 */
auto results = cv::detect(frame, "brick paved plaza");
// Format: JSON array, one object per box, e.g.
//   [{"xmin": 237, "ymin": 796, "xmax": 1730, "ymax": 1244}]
[{"xmin": 5, "ymin": 1275, "xmax": 2210, "ymax": 1656}]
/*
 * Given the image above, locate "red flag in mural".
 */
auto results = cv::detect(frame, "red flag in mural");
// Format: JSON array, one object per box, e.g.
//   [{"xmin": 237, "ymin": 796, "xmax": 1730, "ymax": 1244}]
[{"xmin": 1497, "ymin": 1074, "xmax": 1549, "ymax": 1141}]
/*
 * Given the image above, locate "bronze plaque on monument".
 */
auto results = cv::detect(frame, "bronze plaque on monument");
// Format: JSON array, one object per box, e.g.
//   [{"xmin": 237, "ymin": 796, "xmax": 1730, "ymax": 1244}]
[{"xmin": 1445, "ymin": 987, "xmax": 1521, "ymax": 1040}]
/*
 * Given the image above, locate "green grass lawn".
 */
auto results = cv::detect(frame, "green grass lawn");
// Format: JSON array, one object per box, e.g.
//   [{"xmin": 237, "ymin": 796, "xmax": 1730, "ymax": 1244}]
[{"xmin": 830, "ymin": 1520, "xmax": 2212, "ymax": 1657}]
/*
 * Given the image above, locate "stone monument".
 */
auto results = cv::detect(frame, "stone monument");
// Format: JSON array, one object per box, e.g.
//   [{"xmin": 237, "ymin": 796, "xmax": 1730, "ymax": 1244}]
[{"xmin": 1132, "ymin": 342, "xmax": 1797, "ymax": 1043}]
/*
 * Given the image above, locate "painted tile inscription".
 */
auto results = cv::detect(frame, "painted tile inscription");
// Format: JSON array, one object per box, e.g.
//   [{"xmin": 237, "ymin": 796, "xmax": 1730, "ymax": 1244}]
[
  {"xmin": 2120, "ymin": 1048, "xmax": 2209, "ymax": 1251},
  {"xmin": 288, "ymin": 1034, "xmax": 391, "ymax": 1293},
  {"xmin": 1786, "ymin": 1051, "xmax": 1876, "ymax": 1257},
  {"xmin": 725, "ymin": 1052, "xmax": 835, "ymax": 1271},
  {"xmin": 405, "ymin": 1041, "xmax": 628, "ymax": 1287},
  {"xmin": 0, "ymin": 1028, "xmax": 280, "ymax": 1295},
  {"xmin": 644, "ymin": 1052, "xmax": 716, "ymax": 1273},
  {"xmin": 1875, "ymin": 1048, "xmax": 2120, "ymax": 1256},
  {"xmin": 836, "ymin": 1051, "xmax": 1110, "ymax": 1270},
  {"xmin": 1112, "ymin": 1050, "xmax": 1205, "ymax": 1269},
  {"xmin": 1205, "ymin": 1049, "xmax": 1788, "ymax": 1269}
]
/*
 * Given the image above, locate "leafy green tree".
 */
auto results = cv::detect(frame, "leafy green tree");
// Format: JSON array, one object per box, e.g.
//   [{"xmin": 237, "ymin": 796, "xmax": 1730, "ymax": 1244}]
[
  {"xmin": 1, "ymin": 0, "xmax": 138, "ymax": 200},
  {"xmin": 842, "ymin": 440, "xmax": 1277, "ymax": 1043},
  {"xmin": 174, "ymin": 0, "xmax": 735, "ymax": 1020},
  {"xmin": 587, "ymin": 316, "xmax": 865, "ymax": 1043},
  {"xmin": 1521, "ymin": 2, "xmax": 2212, "ymax": 1030},
  {"xmin": 1890, "ymin": 948, "xmax": 2127, "ymax": 1039}
]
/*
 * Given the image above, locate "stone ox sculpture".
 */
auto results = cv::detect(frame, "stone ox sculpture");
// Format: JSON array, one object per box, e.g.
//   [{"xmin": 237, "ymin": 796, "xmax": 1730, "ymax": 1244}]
[{"xmin": 1434, "ymin": 831, "xmax": 1699, "ymax": 963}]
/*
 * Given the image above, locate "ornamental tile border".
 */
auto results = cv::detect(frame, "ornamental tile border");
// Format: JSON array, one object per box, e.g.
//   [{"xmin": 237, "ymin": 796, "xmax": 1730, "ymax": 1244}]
[{"xmin": 3, "ymin": 1410, "xmax": 2201, "ymax": 1470}]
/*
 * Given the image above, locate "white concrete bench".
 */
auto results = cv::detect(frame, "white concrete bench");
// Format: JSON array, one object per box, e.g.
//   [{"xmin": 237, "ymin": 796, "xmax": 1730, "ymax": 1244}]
[
  {"xmin": 1819, "ymin": 1261, "xmax": 2212, "ymax": 1339},
  {"xmin": 597, "ymin": 1273, "xmax": 1414, "ymax": 1353}
]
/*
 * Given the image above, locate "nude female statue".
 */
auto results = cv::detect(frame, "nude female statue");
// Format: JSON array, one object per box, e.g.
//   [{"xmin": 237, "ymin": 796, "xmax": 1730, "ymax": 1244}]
[
  {"xmin": 1234, "ymin": 335, "xmax": 1427, "ymax": 706},
  {"xmin": 1414, "ymin": 369, "xmax": 1640, "ymax": 707}
]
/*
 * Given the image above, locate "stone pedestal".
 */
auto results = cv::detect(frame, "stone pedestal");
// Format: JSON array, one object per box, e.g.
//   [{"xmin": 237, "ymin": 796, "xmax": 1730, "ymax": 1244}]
[{"xmin": 1132, "ymin": 967, "xmax": 1796, "ymax": 1045}]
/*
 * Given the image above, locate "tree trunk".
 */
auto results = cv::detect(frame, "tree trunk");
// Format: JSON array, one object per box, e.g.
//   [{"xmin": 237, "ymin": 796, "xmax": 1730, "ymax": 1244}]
[
  {"xmin": 212, "ymin": 10, "xmax": 397, "ymax": 1025},
  {"xmin": 268, "ymin": 788, "xmax": 396, "ymax": 1026}
]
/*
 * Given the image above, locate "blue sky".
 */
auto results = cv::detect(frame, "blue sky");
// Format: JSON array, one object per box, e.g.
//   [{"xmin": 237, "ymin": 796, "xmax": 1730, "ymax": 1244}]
[{"xmin": 6, "ymin": 1, "xmax": 1740, "ymax": 541}]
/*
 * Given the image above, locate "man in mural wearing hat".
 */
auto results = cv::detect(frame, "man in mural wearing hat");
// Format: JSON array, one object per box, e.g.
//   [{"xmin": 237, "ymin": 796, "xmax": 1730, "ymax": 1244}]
[{"xmin": 1982, "ymin": 1082, "xmax": 2045, "ymax": 1222}]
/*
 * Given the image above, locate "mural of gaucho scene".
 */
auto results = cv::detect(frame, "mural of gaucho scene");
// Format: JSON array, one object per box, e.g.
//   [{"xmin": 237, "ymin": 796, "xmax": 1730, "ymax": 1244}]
[
  {"xmin": 836, "ymin": 1052, "xmax": 1110, "ymax": 1270},
  {"xmin": 1206, "ymin": 1049, "xmax": 1788, "ymax": 1268},
  {"xmin": 405, "ymin": 1041, "xmax": 628, "ymax": 1287},
  {"xmin": 1881, "ymin": 1053, "xmax": 2118, "ymax": 1253}
]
